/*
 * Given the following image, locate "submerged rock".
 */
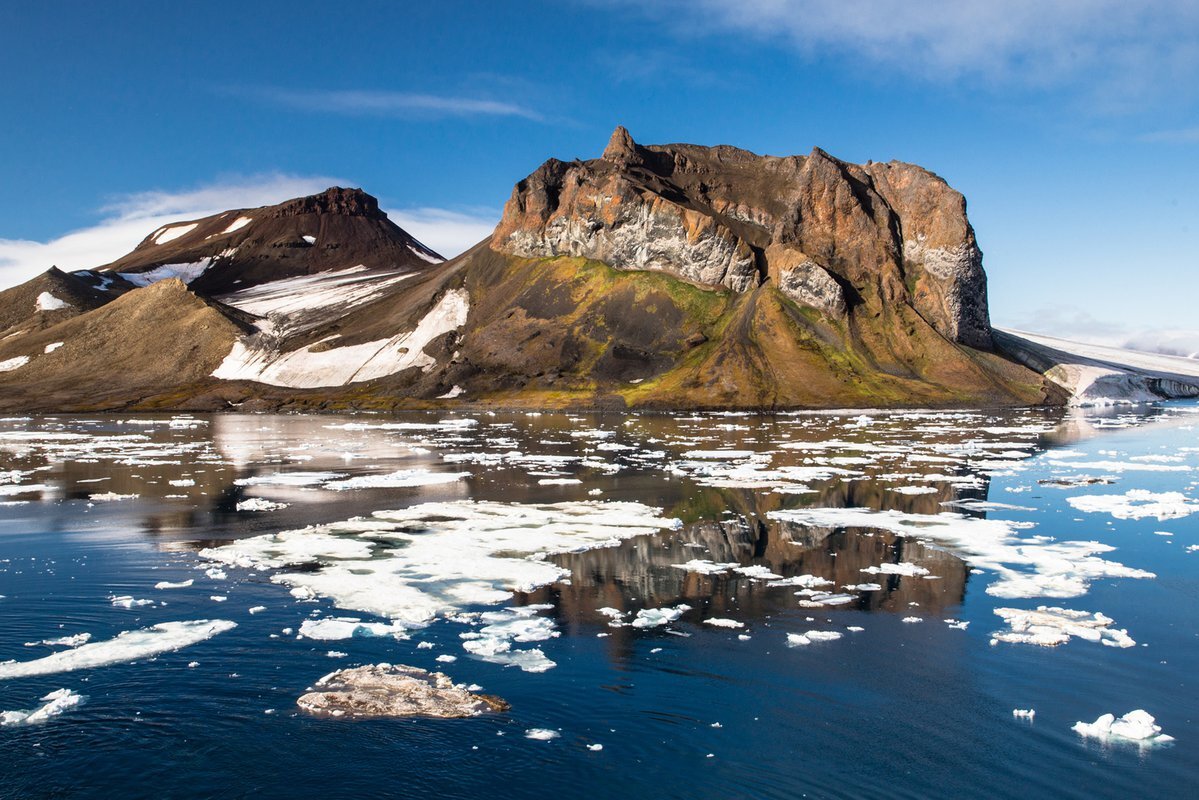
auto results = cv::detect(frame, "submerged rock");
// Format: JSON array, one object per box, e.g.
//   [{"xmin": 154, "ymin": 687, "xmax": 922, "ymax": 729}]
[{"xmin": 296, "ymin": 663, "xmax": 509, "ymax": 719}]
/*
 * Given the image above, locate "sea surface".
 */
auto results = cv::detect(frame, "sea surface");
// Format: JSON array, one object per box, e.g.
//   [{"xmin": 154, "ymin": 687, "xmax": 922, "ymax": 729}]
[{"xmin": 0, "ymin": 405, "xmax": 1195, "ymax": 799}]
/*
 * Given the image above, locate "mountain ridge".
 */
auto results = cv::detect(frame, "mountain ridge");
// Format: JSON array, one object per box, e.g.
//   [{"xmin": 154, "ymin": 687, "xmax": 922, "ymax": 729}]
[{"xmin": 0, "ymin": 129, "xmax": 1103, "ymax": 411}]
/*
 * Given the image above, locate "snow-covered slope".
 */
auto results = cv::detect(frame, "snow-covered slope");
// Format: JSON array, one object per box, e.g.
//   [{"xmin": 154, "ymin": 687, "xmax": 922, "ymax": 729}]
[{"xmin": 995, "ymin": 329, "xmax": 1199, "ymax": 406}]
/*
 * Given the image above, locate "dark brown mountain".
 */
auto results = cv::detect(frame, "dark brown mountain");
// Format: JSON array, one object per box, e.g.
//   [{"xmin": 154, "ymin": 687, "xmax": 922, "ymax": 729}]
[
  {"xmin": 0, "ymin": 133, "xmax": 1076, "ymax": 411},
  {"xmin": 96, "ymin": 187, "xmax": 443, "ymax": 295}
]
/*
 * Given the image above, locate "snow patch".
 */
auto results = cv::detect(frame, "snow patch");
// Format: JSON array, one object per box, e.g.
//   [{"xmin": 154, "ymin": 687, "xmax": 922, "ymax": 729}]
[
  {"xmin": 213, "ymin": 288, "xmax": 470, "ymax": 388},
  {"xmin": 35, "ymin": 291, "xmax": 70, "ymax": 311}
]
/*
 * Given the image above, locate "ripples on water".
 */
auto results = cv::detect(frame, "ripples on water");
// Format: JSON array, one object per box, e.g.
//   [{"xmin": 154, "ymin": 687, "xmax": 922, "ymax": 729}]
[{"xmin": 0, "ymin": 405, "xmax": 1196, "ymax": 799}]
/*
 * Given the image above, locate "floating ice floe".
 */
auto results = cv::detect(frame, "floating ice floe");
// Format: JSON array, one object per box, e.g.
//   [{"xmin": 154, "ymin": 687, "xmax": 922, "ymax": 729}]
[
  {"xmin": 461, "ymin": 606, "xmax": 558, "ymax": 672},
  {"xmin": 89, "ymin": 492, "xmax": 139, "ymax": 502},
  {"xmin": 236, "ymin": 498, "xmax": 290, "ymax": 512},
  {"xmin": 631, "ymin": 604, "xmax": 691, "ymax": 629},
  {"xmin": 1072, "ymin": 710, "xmax": 1173, "ymax": 745},
  {"xmin": 1, "ymin": 689, "xmax": 84, "ymax": 727},
  {"xmin": 990, "ymin": 606, "xmax": 1135, "ymax": 648},
  {"xmin": 154, "ymin": 579, "xmax": 193, "ymax": 590},
  {"xmin": 1066, "ymin": 489, "xmax": 1199, "ymax": 521},
  {"xmin": 321, "ymin": 469, "xmax": 469, "ymax": 491},
  {"xmin": 0, "ymin": 620, "xmax": 236, "ymax": 679},
  {"xmin": 786, "ymin": 631, "xmax": 843, "ymax": 647},
  {"xmin": 703, "ymin": 618, "xmax": 744, "ymax": 628},
  {"xmin": 234, "ymin": 471, "xmax": 347, "ymax": 487},
  {"xmin": 769, "ymin": 507, "xmax": 1154, "ymax": 599},
  {"xmin": 525, "ymin": 728, "xmax": 560, "ymax": 741},
  {"xmin": 672, "ymin": 559, "xmax": 738, "ymax": 575},
  {"xmin": 1012, "ymin": 709, "xmax": 1035, "ymax": 719},
  {"xmin": 201, "ymin": 500, "xmax": 679, "ymax": 626},
  {"xmin": 298, "ymin": 617, "xmax": 413, "ymax": 641},
  {"xmin": 860, "ymin": 562, "xmax": 930, "ymax": 577},
  {"xmin": 110, "ymin": 595, "xmax": 154, "ymax": 609}
]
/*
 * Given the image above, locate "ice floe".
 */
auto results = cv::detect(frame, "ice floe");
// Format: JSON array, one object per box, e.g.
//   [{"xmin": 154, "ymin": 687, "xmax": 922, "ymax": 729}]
[
  {"xmin": 990, "ymin": 606, "xmax": 1135, "ymax": 648},
  {"xmin": 321, "ymin": 469, "xmax": 468, "ymax": 491},
  {"xmin": 202, "ymin": 500, "xmax": 679, "ymax": 625},
  {"xmin": 0, "ymin": 620, "xmax": 236, "ymax": 679},
  {"xmin": 1, "ymin": 689, "xmax": 84, "ymax": 727},
  {"xmin": 236, "ymin": 498, "xmax": 290, "ymax": 512},
  {"xmin": 631, "ymin": 604, "xmax": 691, "ymax": 629},
  {"xmin": 525, "ymin": 728, "xmax": 560, "ymax": 741},
  {"xmin": 769, "ymin": 507, "xmax": 1154, "ymax": 600},
  {"xmin": 1072, "ymin": 710, "xmax": 1173, "ymax": 745},
  {"xmin": 1066, "ymin": 489, "xmax": 1199, "ymax": 521},
  {"xmin": 786, "ymin": 631, "xmax": 843, "ymax": 646}
]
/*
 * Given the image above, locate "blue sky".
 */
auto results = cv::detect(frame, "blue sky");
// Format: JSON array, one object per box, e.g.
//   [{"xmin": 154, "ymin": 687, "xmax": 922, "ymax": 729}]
[{"xmin": 1, "ymin": 1, "xmax": 1197, "ymax": 349}]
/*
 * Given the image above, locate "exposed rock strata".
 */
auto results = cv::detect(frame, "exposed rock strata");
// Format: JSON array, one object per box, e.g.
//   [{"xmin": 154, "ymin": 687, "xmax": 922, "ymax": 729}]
[{"xmin": 493, "ymin": 126, "xmax": 991, "ymax": 347}]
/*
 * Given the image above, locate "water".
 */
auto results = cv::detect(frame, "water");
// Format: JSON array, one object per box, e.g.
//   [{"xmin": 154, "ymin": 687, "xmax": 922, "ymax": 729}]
[{"xmin": 0, "ymin": 406, "xmax": 1195, "ymax": 799}]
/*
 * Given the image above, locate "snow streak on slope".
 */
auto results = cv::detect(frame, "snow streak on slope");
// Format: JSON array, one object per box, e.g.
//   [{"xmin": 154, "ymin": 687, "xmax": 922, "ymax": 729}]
[
  {"xmin": 212, "ymin": 288, "xmax": 468, "ymax": 388},
  {"xmin": 217, "ymin": 265, "xmax": 414, "ymax": 335}
]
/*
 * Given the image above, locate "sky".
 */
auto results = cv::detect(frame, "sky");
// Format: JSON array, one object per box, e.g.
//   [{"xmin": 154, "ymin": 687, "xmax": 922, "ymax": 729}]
[{"xmin": 1, "ymin": 1, "xmax": 1197, "ymax": 351}]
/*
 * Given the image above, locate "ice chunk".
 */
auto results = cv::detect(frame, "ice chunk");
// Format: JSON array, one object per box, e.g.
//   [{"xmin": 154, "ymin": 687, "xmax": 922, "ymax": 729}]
[
  {"xmin": 1066, "ymin": 490, "xmax": 1198, "ymax": 521},
  {"xmin": 236, "ymin": 498, "xmax": 289, "ymax": 512},
  {"xmin": 0, "ymin": 620, "xmax": 236, "ymax": 679},
  {"xmin": 703, "ymin": 618, "xmax": 744, "ymax": 629},
  {"xmin": 631, "ymin": 604, "xmax": 691, "ymax": 629},
  {"xmin": 991, "ymin": 606, "xmax": 1135, "ymax": 648},
  {"xmin": 1, "ymin": 689, "xmax": 84, "ymax": 727},
  {"xmin": 525, "ymin": 728, "xmax": 560, "ymax": 741},
  {"xmin": 154, "ymin": 579, "xmax": 193, "ymax": 590},
  {"xmin": 298, "ymin": 617, "xmax": 412, "ymax": 641},
  {"xmin": 1072, "ymin": 710, "xmax": 1173, "ymax": 745},
  {"xmin": 672, "ymin": 559, "xmax": 738, "ymax": 575},
  {"xmin": 322, "ymin": 469, "xmax": 468, "ymax": 491},
  {"xmin": 786, "ymin": 630, "xmax": 843, "ymax": 646}
]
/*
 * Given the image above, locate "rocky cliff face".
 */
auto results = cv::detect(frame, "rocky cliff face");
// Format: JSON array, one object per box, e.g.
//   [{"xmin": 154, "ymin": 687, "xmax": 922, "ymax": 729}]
[{"xmin": 492, "ymin": 127, "xmax": 992, "ymax": 348}]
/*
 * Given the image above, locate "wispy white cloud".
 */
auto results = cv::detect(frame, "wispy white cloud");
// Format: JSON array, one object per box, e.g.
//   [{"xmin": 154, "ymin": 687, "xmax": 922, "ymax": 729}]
[
  {"xmin": 0, "ymin": 174, "xmax": 344, "ymax": 289},
  {"xmin": 614, "ymin": 0, "xmax": 1199, "ymax": 102},
  {"xmin": 0, "ymin": 174, "xmax": 499, "ymax": 291},
  {"xmin": 1001, "ymin": 303, "xmax": 1199, "ymax": 359},
  {"xmin": 387, "ymin": 207, "xmax": 498, "ymax": 258},
  {"xmin": 1139, "ymin": 125, "xmax": 1199, "ymax": 143},
  {"xmin": 245, "ymin": 87, "xmax": 544, "ymax": 122}
]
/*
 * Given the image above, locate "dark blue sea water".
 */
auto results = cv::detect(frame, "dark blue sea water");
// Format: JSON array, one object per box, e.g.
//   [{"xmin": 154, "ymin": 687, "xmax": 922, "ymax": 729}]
[{"xmin": 0, "ymin": 407, "xmax": 1195, "ymax": 799}]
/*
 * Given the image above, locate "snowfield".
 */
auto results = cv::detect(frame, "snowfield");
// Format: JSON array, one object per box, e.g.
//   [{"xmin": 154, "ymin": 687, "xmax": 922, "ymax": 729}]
[{"xmin": 212, "ymin": 288, "xmax": 469, "ymax": 387}]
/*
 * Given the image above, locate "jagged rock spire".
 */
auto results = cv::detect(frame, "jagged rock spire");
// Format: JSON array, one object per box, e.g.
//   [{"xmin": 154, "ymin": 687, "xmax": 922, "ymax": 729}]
[{"xmin": 602, "ymin": 125, "xmax": 641, "ymax": 166}]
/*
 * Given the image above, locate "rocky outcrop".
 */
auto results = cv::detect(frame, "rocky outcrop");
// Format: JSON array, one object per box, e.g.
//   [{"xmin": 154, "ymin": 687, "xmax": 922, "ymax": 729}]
[
  {"xmin": 297, "ymin": 664, "xmax": 509, "ymax": 719},
  {"xmin": 492, "ymin": 127, "xmax": 991, "ymax": 347}
]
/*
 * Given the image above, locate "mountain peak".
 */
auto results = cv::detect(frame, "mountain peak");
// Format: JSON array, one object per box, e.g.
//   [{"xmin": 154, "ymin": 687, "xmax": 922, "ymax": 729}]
[
  {"xmin": 270, "ymin": 187, "xmax": 385, "ymax": 219},
  {"xmin": 602, "ymin": 125, "xmax": 641, "ymax": 165}
]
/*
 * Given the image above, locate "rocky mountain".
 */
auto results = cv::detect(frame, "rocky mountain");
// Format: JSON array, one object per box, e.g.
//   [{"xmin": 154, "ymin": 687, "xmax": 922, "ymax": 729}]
[{"xmin": 0, "ymin": 131, "xmax": 1083, "ymax": 412}]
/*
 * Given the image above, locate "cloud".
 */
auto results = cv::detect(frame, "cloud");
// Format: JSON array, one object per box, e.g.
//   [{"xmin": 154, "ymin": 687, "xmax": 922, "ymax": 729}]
[
  {"xmin": 0, "ymin": 174, "xmax": 498, "ymax": 291},
  {"xmin": 1139, "ymin": 125, "xmax": 1199, "ymax": 143},
  {"xmin": 999, "ymin": 304, "xmax": 1199, "ymax": 359},
  {"xmin": 387, "ymin": 207, "xmax": 498, "ymax": 258},
  {"xmin": 613, "ymin": 1, "xmax": 1199, "ymax": 100},
  {"xmin": 244, "ymin": 88, "xmax": 544, "ymax": 122}
]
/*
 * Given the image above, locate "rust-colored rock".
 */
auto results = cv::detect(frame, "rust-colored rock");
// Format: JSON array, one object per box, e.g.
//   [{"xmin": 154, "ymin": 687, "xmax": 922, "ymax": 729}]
[{"xmin": 492, "ymin": 127, "xmax": 991, "ymax": 347}]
